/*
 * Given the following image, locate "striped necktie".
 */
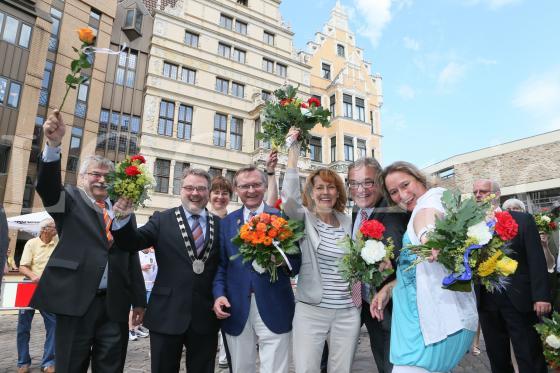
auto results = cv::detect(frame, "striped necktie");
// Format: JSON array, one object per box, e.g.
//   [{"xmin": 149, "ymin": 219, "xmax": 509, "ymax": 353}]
[
  {"xmin": 95, "ymin": 200, "xmax": 113, "ymax": 246},
  {"xmin": 360, "ymin": 209, "xmax": 369, "ymax": 226},
  {"xmin": 350, "ymin": 209, "xmax": 370, "ymax": 308},
  {"xmin": 191, "ymin": 215, "xmax": 205, "ymax": 255}
]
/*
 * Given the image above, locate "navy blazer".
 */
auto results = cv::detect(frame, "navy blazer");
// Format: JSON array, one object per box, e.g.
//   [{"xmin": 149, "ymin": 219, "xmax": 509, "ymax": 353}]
[{"xmin": 212, "ymin": 205, "xmax": 301, "ymax": 336}]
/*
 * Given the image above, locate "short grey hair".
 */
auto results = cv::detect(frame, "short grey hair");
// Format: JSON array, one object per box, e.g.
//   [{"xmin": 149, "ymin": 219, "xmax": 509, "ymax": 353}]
[
  {"xmin": 474, "ymin": 178, "xmax": 501, "ymax": 193},
  {"xmin": 502, "ymin": 198, "xmax": 526, "ymax": 212},
  {"xmin": 39, "ymin": 218, "xmax": 55, "ymax": 231},
  {"xmin": 233, "ymin": 165, "xmax": 267, "ymax": 188},
  {"xmin": 347, "ymin": 157, "xmax": 382, "ymax": 178},
  {"xmin": 79, "ymin": 155, "xmax": 114, "ymax": 175},
  {"xmin": 182, "ymin": 168, "xmax": 212, "ymax": 189}
]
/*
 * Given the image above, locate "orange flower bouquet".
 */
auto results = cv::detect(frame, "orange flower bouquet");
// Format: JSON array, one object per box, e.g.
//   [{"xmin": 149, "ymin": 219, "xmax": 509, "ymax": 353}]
[{"xmin": 231, "ymin": 213, "xmax": 303, "ymax": 282}]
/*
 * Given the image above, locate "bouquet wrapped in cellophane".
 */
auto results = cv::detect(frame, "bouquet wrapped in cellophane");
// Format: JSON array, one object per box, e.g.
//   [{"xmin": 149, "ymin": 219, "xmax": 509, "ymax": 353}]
[
  {"xmin": 107, "ymin": 155, "xmax": 155, "ymax": 208},
  {"xmin": 535, "ymin": 210, "xmax": 558, "ymax": 234},
  {"xmin": 257, "ymin": 85, "xmax": 330, "ymax": 152},
  {"xmin": 339, "ymin": 219, "xmax": 395, "ymax": 299},
  {"xmin": 408, "ymin": 190, "xmax": 519, "ymax": 292},
  {"xmin": 231, "ymin": 213, "xmax": 303, "ymax": 282},
  {"xmin": 535, "ymin": 312, "xmax": 560, "ymax": 370}
]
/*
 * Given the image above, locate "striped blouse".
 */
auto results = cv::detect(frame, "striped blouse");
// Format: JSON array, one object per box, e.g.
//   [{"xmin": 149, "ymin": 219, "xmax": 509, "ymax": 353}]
[{"xmin": 316, "ymin": 219, "xmax": 353, "ymax": 309}]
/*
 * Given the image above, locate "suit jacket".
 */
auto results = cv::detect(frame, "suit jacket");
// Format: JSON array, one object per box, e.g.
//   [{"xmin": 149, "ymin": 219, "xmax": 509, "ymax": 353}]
[
  {"xmin": 352, "ymin": 198, "xmax": 410, "ymax": 289},
  {"xmin": 112, "ymin": 207, "xmax": 221, "ymax": 336},
  {"xmin": 0, "ymin": 206, "xmax": 8, "ymax": 286},
  {"xmin": 479, "ymin": 211, "xmax": 551, "ymax": 312},
  {"xmin": 30, "ymin": 159, "xmax": 146, "ymax": 322},
  {"xmin": 213, "ymin": 205, "xmax": 301, "ymax": 336}
]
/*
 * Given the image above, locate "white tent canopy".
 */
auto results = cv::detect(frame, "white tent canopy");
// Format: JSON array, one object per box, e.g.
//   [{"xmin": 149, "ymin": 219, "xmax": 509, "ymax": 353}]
[{"xmin": 7, "ymin": 211, "xmax": 52, "ymax": 235}]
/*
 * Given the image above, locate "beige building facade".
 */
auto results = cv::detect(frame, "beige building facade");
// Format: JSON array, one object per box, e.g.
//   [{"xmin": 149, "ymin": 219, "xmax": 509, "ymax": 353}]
[{"xmin": 423, "ymin": 130, "xmax": 560, "ymax": 212}]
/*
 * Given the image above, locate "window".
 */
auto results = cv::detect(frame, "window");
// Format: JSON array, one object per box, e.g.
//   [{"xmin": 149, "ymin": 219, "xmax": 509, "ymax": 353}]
[
  {"xmin": 357, "ymin": 139, "xmax": 366, "ymax": 158},
  {"xmin": 173, "ymin": 161, "xmax": 190, "ymax": 195},
  {"xmin": 209, "ymin": 167, "xmax": 223, "ymax": 179},
  {"xmin": 309, "ymin": 137, "xmax": 322, "ymax": 162},
  {"xmin": 116, "ymin": 48, "xmax": 137, "ymax": 87},
  {"xmin": 181, "ymin": 67, "xmax": 196, "ymax": 84},
  {"xmin": 215, "ymin": 78, "xmax": 229, "ymax": 94},
  {"xmin": 75, "ymin": 78, "xmax": 89, "ymax": 118},
  {"xmin": 235, "ymin": 20, "xmax": 247, "ymax": 34},
  {"xmin": 22, "ymin": 176, "xmax": 35, "ymax": 210},
  {"xmin": 49, "ymin": 8, "xmax": 62, "ymax": 51},
  {"xmin": 337, "ymin": 44, "xmax": 345, "ymax": 57},
  {"xmin": 370, "ymin": 110, "xmax": 375, "ymax": 132},
  {"xmin": 231, "ymin": 82, "xmax": 245, "ymax": 98},
  {"xmin": 230, "ymin": 117, "xmax": 243, "ymax": 150},
  {"xmin": 0, "ymin": 77, "xmax": 7, "ymax": 104},
  {"xmin": 30, "ymin": 115, "xmax": 44, "ymax": 161},
  {"xmin": 263, "ymin": 31, "xmax": 274, "ymax": 45},
  {"xmin": 125, "ymin": 9, "xmax": 134, "ymax": 27},
  {"xmin": 321, "ymin": 63, "xmax": 331, "ymax": 79},
  {"xmin": 344, "ymin": 136, "xmax": 354, "ymax": 162},
  {"xmin": 225, "ymin": 170, "xmax": 238, "ymax": 201},
  {"xmin": 330, "ymin": 136, "xmax": 336, "ymax": 162},
  {"xmin": 356, "ymin": 98, "xmax": 365, "ymax": 122},
  {"xmin": 39, "ymin": 61, "xmax": 54, "ymax": 106},
  {"xmin": 0, "ymin": 144, "xmax": 9, "ymax": 174},
  {"xmin": 276, "ymin": 63, "xmax": 287, "ymax": 78},
  {"xmin": 237, "ymin": 0, "xmax": 248, "ymax": 6},
  {"xmin": 218, "ymin": 42, "xmax": 231, "ymax": 58},
  {"xmin": 6, "ymin": 81, "xmax": 21, "ymax": 108},
  {"xmin": 97, "ymin": 110, "xmax": 108, "ymax": 150},
  {"xmin": 67, "ymin": 127, "xmax": 83, "ymax": 172},
  {"xmin": 213, "ymin": 113, "xmax": 227, "ymax": 147},
  {"xmin": 255, "ymin": 118, "xmax": 270, "ymax": 149},
  {"xmin": 437, "ymin": 167, "xmax": 455, "ymax": 180},
  {"xmin": 329, "ymin": 94, "xmax": 336, "ymax": 116},
  {"xmin": 123, "ymin": 7, "xmax": 142, "ymax": 34},
  {"xmin": 2, "ymin": 16, "xmax": 18, "ymax": 44},
  {"xmin": 262, "ymin": 58, "xmax": 274, "ymax": 73},
  {"xmin": 219, "ymin": 14, "xmax": 233, "ymax": 29},
  {"xmin": 154, "ymin": 159, "xmax": 171, "ymax": 193},
  {"xmin": 232, "ymin": 48, "xmax": 246, "ymax": 63},
  {"xmin": 343, "ymin": 94, "xmax": 353, "ymax": 118},
  {"xmin": 0, "ymin": 14, "xmax": 3, "ymax": 36},
  {"xmin": 163, "ymin": 62, "xmax": 178, "ymax": 79},
  {"xmin": 158, "ymin": 100, "xmax": 175, "ymax": 136},
  {"xmin": 18, "ymin": 24, "xmax": 31, "ymax": 48},
  {"xmin": 261, "ymin": 90, "xmax": 271, "ymax": 101},
  {"xmin": 90, "ymin": 10, "xmax": 101, "ymax": 21},
  {"xmin": 185, "ymin": 31, "xmax": 199, "ymax": 47},
  {"xmin": 177, "ymin": 104, "xmax": 193, "ymax": 140},
  {"xmin": 371, "ymin": 148, "xmax": 376, "ymax": 159}
]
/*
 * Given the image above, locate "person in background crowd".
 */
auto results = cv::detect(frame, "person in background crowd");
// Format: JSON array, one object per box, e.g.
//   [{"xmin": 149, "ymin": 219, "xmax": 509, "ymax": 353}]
[
  {"xmin": 281, "ymin": 129, "xmax": 358, "ymax": 373},
  {"xmin": 113, "ymin": 168, "xmax": 221, "ymax": 373},
  {"xmin": 213, "ymin": 162, "xmax": 300, "ymax": 373},
  {"xmin": 0, "ymin": 205, "xmax": 8, "ymax": 286},
  {"xmin": 32, "ymin": 110, "xmax": 146, "ymax": 373},
  {"xmin": 129, "ymin": 247, "xmax": 157, "ymax": 341},
  {"xmin": 502, "ymin": 198, "xmax": 526, "ymax": 213},
  {"xmin": 474, "ymin": 178, "xmax": 550, "ymax": 373},
  {"xmin": 16, "ymin": 218, "xmax": 58, "ymax": 373},
  {"xmin": 373, "ymin": 162, "xmax": 478, "ymax": 373}
]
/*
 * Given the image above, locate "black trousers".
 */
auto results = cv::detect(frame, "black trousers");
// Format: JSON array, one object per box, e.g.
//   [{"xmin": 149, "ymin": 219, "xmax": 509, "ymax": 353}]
[
  {"xmin": 362, "ymin": 301, "xmax": 392, "ymax": 373},
  {"xmin": 55, "ymin": 293, "xmax": 128, "ymax": 373},
  {"xmin": 479, "ymin": 294, "xmax": 547, "ymax": 373},
  {"xmin": 150, "ymin": 327, "xmax": 218, "ymax": 373}
]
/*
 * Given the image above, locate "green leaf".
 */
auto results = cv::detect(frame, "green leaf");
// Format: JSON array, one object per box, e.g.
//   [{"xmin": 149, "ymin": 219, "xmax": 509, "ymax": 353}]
[
  {"xmin": 65, "ymin": 74, "xmax": 78, "ymax": 85},
  {"xmin": 71, "ymin": 60, "xmax": 81, "ymax": 74}
]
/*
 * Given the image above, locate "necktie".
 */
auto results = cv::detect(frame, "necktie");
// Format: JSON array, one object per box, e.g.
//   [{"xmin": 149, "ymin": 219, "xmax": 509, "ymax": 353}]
[
  {"xmin": 248, "ymin": 211, "xmax": 257, "ymax": 222},
  {"xmin": 360, "ymin": 209, "xmax": 369, "ymax": 227},
  {"xmin": 351, "ymin": 209, "xmax": 370, "ymax": 308},
  {"xmin": 95, "ymin": 200, "xmax": 113, "ymax": 246},
  {"xmin": 191, "ymin": 215, "xmax": 205, "ymax": 256}
]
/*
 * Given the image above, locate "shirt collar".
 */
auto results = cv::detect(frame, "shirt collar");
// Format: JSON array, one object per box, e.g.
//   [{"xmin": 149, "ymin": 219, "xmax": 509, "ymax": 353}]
[
  {"xmin": 243, "ymin": 202, "xmax": 265, "ymax": 222},
  {"xmin": 80, "ymin": 188, "xmax": 113, "ymax": 218},
  {"xmin": 182, "ymin": 206, "xmax": 208, "ymax": 221}
]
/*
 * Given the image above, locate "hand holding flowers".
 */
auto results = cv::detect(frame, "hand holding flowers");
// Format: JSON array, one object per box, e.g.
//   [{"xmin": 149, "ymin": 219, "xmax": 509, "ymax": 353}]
[{"xmin": 535, "ymin": 312, "xmax": 560, "ymax": 370}]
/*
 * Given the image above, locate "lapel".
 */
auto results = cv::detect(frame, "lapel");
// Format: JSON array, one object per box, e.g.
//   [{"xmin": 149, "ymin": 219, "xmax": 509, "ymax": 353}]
[
  {"xmin": 232, "ymin": 208, "xmax": 244, "ymax": 230},
  {"xmin": 77, "ymin": 188, "xmax": 108, "ymax": 245}
]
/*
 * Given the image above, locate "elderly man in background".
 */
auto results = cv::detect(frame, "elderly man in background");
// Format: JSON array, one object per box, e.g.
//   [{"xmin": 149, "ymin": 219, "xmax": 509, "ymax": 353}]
[{"xmin": 16, "ymin": 218, "xmax": 58, "ymax": 373}]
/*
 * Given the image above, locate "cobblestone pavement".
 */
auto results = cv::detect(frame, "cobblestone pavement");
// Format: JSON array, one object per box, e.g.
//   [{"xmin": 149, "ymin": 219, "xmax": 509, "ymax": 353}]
[{"xmin": 0, "ymin": 313, "xmax": 491, "ymax": 372}]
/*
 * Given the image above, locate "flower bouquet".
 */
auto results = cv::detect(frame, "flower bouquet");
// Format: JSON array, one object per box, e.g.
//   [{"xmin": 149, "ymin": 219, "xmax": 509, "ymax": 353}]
[
  {"xmin": 535, "ymin": 211, "xmax": 558, "ymax": 234},
  {"xmin": 107, "ymin": 155, "xmax": 155, "ymax": 209},
  {"xmin": 535, "ymin": 312, "xmax": 560, "ymax": 370},
  {"xmin": 339, "ymin": 219, "xmax": 395, "ymax": 299},
  {"xmin": 231, "ymin": 213, "xmax": 303, "ymax": 282},
  {"xmin": 408, "ymin": 190, "xmax": 518, "ymax": 292},
  {"xmin": 257, "ymin": 85, "xmax": 330, "ymax": 152}
]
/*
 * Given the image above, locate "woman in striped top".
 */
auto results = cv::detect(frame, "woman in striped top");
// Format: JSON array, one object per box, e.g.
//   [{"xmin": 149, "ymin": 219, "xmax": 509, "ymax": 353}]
[{"xmin": 281, "ymin": 129, "xmax": 360, "ymax": 373}]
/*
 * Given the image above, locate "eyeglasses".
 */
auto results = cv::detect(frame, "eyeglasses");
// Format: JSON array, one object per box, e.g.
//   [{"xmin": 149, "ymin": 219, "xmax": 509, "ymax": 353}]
[
  {"xmin": 348, "ymin": 181, "xmax": 375, "ymax": 190},
  {"xmin": 182, "ymin": 186, "xmax": 208, "ymax": 193},
  {"xmin": 87, "ymin": 172, "xmax": 109, "ymax": 179},
  {"xmin": 237, "ymin": 183, "xmax": 264, "ymax": 191}
]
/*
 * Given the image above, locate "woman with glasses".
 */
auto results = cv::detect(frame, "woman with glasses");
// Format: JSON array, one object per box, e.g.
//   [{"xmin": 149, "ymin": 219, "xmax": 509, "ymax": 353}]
[{"xmin": 281, "ymin": 129, "xmax": 359, "ymax": 373}]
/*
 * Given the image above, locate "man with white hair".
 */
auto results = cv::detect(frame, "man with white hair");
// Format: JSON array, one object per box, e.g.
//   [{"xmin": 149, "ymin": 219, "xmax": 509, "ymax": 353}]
[
  {"xmin": 16, "ymin": 218, "xmax": 58, "ymax": 373},
  {"xmin": 30, "ymin": 110, "xmax": 146, "ymax": 373}
]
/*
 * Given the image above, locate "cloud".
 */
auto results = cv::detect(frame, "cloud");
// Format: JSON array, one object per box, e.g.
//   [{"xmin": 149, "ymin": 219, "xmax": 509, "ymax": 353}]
[
  {"xmin": 462, "ymin": 0, "xmax": 521, "ymax": 10},
  {"xmin": 397, "ymin": 84, "xmax": 416, "ymax": 100},
  {"xmin": 512, "ymin": 66, "xmax": 560, "ymax": 130},
  {"xmin": 437, "ymin": 62, "xmax": 467, "ymax": 91},
  {"xmin": 403, "ymin": 36, "xmax": 420, "ymax": 51}
]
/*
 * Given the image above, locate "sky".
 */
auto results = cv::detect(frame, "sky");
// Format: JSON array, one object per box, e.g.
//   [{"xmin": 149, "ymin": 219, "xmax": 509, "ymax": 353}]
[{"xmin": 279, "ymin": 0, "xmax": 560, "ymax": 168}]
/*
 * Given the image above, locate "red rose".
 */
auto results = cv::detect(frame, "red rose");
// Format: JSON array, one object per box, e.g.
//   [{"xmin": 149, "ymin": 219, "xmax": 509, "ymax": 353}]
[
  {"xmin": 274, "ymin": 198, "xmax": 282, "ymax": 210},
  {"xmin": 360, "ymin": 219, "xmax": 386, "ymax": 240},
  {"xmin": 300, "ymin": 102, "xmax": 308, "ymax": 108},
  {"xmin": 550, "ymin": 221, "xmax": 558, "ymax": 230},
  {"xmin": 307, "ymin": 97, "xmax": 321, "ymax": 107},
  {"xmin": 494, "ymin": 211, "xmax": 518, "ymax": 241},
  {"xmin": 125, "ymin": 165, "xmax": 141, "ymax": 176},
  {"xmin": 130, "ymin": 155, "xmax": 146, "ymax": 164}
]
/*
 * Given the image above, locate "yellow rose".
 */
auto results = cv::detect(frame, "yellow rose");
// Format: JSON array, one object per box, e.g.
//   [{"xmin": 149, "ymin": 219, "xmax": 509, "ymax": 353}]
[
  {"xmin": 77, "ymin": 27, "xmax": 95, "ymax": 45},
  {"xmin": 496, "ymin": 256, "xmax": 518, "ymax": 276}
]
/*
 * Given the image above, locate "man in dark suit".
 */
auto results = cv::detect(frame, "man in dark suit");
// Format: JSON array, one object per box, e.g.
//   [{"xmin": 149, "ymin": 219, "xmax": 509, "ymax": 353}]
[
  {"xmin": 213, "ymin": 165, "xmax": 300, "ymax": 373},
  {"xmin": 347, "ymin": 157, "xmax": 408, "ymax": 373},
  {"xmin": 0, "ymin": 205, "xmax": 8, "ymax": 285},
  {"xmin": 112, "ymin": 168, "xmax": 221, "ymax": 373},
  {"xmin": 474, "ymin": 179, "xmax": 551, "ymax": 373},
  {"xmin": 31, "ymin": 110, "xmax": 146, "ymax": 373}
]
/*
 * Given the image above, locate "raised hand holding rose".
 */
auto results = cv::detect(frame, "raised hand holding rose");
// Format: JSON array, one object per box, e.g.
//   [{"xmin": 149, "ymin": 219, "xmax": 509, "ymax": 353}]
[{"xmin": 43, "ymin": 110, "xmax": 66, "ymax": 147}]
